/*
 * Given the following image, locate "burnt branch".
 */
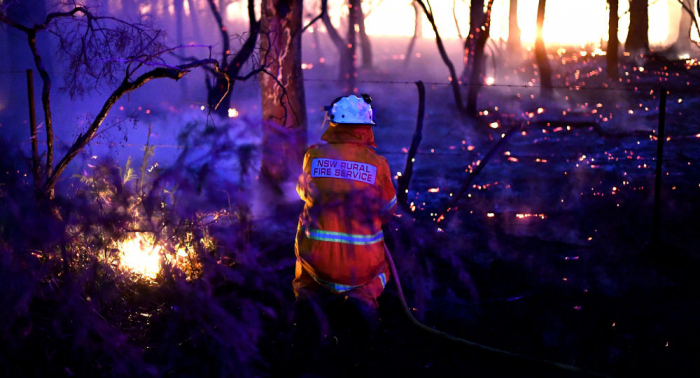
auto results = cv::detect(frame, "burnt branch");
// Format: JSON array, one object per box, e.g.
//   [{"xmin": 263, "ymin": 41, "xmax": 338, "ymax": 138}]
[
  {"xmin": 444, "ymin": 123, "xmax": 523, "ymax": 212},
  {"xmin": 397, "ymin": 81, "xmax": 426, "ymax": 211}
]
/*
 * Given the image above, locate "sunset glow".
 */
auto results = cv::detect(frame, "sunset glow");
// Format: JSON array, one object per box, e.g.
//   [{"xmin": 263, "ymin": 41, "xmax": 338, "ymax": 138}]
[{"xmin": 361, "ymin": 0, "xmax": 673, "ymax": 46}]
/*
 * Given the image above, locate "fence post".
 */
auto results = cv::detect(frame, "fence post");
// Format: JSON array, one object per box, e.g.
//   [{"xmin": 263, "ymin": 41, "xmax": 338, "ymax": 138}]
[
  {"xmin": 652, "ymin": 87, "xmax": 667, "ymax": 249},
  {"xmin": 27, "ymin": 69, "xmax": 40, "ymax": 189}
]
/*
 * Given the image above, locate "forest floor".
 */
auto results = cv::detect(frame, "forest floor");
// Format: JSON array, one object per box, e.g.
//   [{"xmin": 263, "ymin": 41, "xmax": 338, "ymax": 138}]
[{"xmin": 256, "ymin": 46, "xmax": 700, "ymax": 377}]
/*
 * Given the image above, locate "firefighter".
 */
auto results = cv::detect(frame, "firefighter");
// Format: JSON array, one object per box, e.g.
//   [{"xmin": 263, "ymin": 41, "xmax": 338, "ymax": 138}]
[{"xmin": 292, "ymin": 94, "xmax": 397, "ymax": 361}]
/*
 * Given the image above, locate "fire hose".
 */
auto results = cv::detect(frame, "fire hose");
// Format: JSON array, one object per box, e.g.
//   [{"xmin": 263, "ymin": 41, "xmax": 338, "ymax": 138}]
[{"xmin": 383, "ymin": 244, "xmax": 614, "ymax": 378}]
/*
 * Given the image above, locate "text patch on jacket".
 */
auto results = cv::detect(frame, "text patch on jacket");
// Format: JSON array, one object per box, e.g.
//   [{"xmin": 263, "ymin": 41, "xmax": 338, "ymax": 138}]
[{"xmin": 310, "ymin": 158, "xmax": 377, "ymax": 185}]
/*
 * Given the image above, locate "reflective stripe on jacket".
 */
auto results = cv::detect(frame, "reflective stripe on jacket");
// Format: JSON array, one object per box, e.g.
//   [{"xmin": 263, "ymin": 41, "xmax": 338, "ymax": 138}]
[{"xmin": 295, "ymin": 123, "xmax": 397, "ymax": 291}]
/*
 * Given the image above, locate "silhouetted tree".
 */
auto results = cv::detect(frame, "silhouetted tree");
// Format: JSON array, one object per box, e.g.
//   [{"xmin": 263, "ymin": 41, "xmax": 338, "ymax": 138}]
[
  {"xmin": 465, "ymin": 0, "xmax": 495, "ymax": 117},
  {"xmin": 535, "ymin": 0, "xmax": 552, "ymax": 92},
  {"xmin": 626, "ymin": 0, "xmax": 649, "ymax": 55},
  {"xmin": 461, "ymin": 0, "xmax": 485, "ymax": 81},
  {"xmin": 204, "ymin": 0, "xmax": 260, "ymax": 117},
  {"xmin": 608, "ymin": 0, "xmax": 619, "ymax": 81},
  {"xmin": 259, "ymin": 0, "xmax": 309, "ymax": 194}
]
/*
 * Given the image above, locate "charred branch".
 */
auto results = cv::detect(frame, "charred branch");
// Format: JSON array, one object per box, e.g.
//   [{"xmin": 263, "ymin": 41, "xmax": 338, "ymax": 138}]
[
  {"xmin": 397, "ymin": 81, "xmax": 426, "ymax": 211},
  {"xmin": 444, "ymin": 123, "xmax": 523, "ymax": 212}
]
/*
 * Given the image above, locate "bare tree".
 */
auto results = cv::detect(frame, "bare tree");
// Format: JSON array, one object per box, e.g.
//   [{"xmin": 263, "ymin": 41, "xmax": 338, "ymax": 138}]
[
  {"xmin": 626, "ymin": 0, "xmax": 649, "ymax": 55},
  {"xmin": 416, "ymin": 0, "xmax": 464, "ymax": 114},
  {"xmin": 259, "ymin": 0, "xmax": 308, "ymax": 193},
  {"xmin": 0, "ymin": 4, "xmax": 228, "ymax": 198},
  {"xmin": 314, "ymin": 0, "xmax": 367, "ymax": 93},
  {"xmin": 204, "ymin": 0, "xmax": 260, "ymax": 117},
  {"xmin": 403, "ymin": 0, "xmax": 422, "ymax": 68},
  {"xmin": 418, "ymin": 0, "xmax": 493, "ymax": 118},
  {"xmin": 535, "ymin": 0, "xmax": 552, "ymax": 92},
  {"xmin": 608, "ymin": 0, "xmax": 619, "ymax": 81}
]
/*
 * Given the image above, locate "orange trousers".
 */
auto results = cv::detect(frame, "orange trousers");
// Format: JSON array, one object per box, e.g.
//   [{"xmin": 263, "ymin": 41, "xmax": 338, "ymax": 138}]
[{"xmin": 292, "ymin": 259, "xmax": 390, "ymax": 309}]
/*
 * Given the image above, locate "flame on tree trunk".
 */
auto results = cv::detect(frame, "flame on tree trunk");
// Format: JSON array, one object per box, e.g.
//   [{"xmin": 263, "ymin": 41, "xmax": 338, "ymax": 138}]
[
  {"xmin": 607, "ymin": 0, "xmax": 619, "ymax": 81},
  {"xmin": 259, "ymin": 0, "xmax": 309, "ymax": 192},
  {"xmin": 626, "ymin": 0, "xmax": 649, "ymax": 55},
  {"xmin": 535, "ymin": 0, "xmax": 552, "ymax": 93}
]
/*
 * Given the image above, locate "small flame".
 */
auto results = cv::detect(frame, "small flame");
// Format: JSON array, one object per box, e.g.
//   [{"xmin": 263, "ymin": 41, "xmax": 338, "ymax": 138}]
[
  {"xmin": 116, "ymin": 233, "xmax": 162, "ymax": 279},
  {"xmin": 228, "ymin": 108, "xmax": 239, "ymax": 118}
]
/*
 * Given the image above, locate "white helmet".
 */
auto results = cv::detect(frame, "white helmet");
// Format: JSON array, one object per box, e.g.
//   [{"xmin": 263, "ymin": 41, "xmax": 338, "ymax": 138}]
[{"xmin": 326, "ymin": 94, "xmax": 375, "ymax": 125}]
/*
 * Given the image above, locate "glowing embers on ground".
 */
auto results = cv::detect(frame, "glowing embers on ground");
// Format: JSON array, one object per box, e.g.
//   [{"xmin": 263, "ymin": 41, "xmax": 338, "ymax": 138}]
[{"xmin": 486, "ymin": 212, "xmax": 547, "ymax": 220}]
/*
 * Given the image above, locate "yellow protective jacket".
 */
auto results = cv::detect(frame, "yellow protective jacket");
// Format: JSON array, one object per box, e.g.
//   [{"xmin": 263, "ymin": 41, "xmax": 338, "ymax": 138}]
[{"xmin": 295, "ymin": 123, "xmax": 397, "ymax": 293}]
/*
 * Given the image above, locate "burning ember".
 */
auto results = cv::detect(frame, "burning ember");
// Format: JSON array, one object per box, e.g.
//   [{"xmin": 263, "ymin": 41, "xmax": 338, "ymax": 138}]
[{"xmin": 115, "ymin": 232, "xmax": 163, "ymax": 279}]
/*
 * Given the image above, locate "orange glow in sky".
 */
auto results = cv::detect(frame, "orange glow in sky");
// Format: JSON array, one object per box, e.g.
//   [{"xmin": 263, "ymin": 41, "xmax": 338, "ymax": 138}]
[
  {"xmin": 362, "ymin": 0, "xmax": 672, "ymax": 46},
  {"xmin": 177, "ymin": 0, "xmax": 684, "ymax": 47}
]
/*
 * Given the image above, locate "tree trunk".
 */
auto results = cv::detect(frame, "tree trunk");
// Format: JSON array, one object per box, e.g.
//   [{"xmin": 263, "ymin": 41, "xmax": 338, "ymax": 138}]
[
  {"xmin": 607, "ymin": 0, "xmax": 619, "ymax": 81},
  {"xmin": 403, "ymin": 1, "xmax": 422, "ymax": 68},
  {"xmin": 259, "ymin": 0, "xmax": 309, "ymax": 194},
  {"xmin": 416, "ymin": 0, "xmax": 465, "ymax": 114},
  {"xmin": 346, "ymin": 0, "xmax": 359, "ymax": 93},
  {"xmin": 625, "ymin": 0, "xmax": 649, "ymax": 55},
  {"xmin": 320, "ymin": 0, "xmax": 347, "ymax": 83},
  {"xmin": 356, "ymin": 0, "xmax": 372, "ymax": 69},
  {"xmin": 507, "ymin": 0, "xmax": 521, "ymax": 56},
  {"xmin": 461, "ymin": 0, "xmax": 485, "ymax": 80},
  {"xmin": 466, "ymin": 0, "xmax": 494, "ymax": 117},
  {"xmin": 535, "ymin": 0, "xmax": 552, "ymax": 92}
]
